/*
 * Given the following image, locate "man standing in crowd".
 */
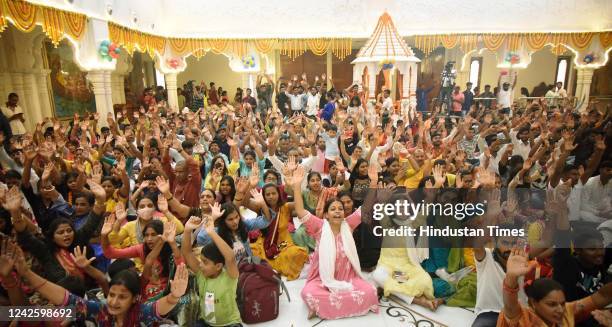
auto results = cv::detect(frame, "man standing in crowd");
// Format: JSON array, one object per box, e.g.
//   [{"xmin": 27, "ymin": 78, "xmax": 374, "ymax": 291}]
[
  {"xmin": 1, "ymin": 93, "xmax": 26, "ymax": 135},
  {"xmin": 416, "ymin": 82, "xmax": 435, "ymax": 115},
  {"xmin": 451, "ymin": 85, "xmax": 464, "ymax": 117},
  {"xmin": 476, "ymin": 84, "xmax": 494, "ymax": 109},
  {"xmin": 242, "ymin": 88, "xmax": 257, "ymax": 109},
  {"xmin": 462, "ymin": 82, "xmax": 474, "ymax": 115},
  {"xmin": 497, "ymin": 71, "xmax": 517, "ymax": 116}
]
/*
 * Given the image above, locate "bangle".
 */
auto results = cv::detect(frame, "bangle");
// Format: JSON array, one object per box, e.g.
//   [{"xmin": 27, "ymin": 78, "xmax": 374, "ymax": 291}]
[
  {"xmin": 33, "ymin": 280, "xmax": 48, "ymax": 291},
  {"xmin": 234, "ymin": 198, "xmax": 243, "ymax": 202},
  {"xmin": 166, "ymin": 195, "xmax": 174, "ymax": 202},
  {"xmin": 503, "ymin": 279, "xmax": 519, "ymax": 294}
]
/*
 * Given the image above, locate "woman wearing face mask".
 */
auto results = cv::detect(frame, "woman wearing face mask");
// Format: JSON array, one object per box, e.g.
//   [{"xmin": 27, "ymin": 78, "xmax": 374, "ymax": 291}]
[
  {"xmin": 11, "ymin": 180, "xmax": 107, "ymax": 288},
  {"xmin": 250, "ymin": 183, "xmax": 308, "ymax": 280},
  {"xmin": 499, "ymin": 248, "xmax": 612, "ymax": 327},
  {"xmin": 196, "ymin": 199, "xmax": 270, "ymax": 264},
  {"xmin": 8, "ymin": 243, "xmax": 188, "ymax": 327},
  {"xmin": 107, "ymin": 194, "xmax": 184, "ymax": 271},
  {"xmin": 290, "ymin": 165, "xmax": 378, "ymax": 320},
  {"xmin": 102, "ymin": 214, "xmax": 182, "ymax": 302}
]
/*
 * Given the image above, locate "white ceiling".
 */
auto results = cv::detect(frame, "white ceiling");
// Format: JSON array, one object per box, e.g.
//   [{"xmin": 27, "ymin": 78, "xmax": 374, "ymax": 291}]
[{"xmin": 34, "ymin": 0, "xmax": 612, "ymax": 38}]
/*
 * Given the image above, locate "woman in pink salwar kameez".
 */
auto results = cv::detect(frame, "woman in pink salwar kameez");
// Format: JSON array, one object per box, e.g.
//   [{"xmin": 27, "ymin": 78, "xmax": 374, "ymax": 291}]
[{"xmin": 288, "ymin": 164, "xmax": 379, "ymax": 320}]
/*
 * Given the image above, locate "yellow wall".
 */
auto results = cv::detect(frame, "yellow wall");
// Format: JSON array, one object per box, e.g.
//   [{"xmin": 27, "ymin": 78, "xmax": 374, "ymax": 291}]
[
  {"xmin": 515, "ymin": 50, "xmax": 562, "ymax": 96},
  {"xmin": 178, "ymin": 53, "xmax": 242, "ymax": 99}
]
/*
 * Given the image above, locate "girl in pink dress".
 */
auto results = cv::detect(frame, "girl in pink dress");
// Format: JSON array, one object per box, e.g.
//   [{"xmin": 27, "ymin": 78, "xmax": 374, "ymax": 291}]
[{"xmin": 288, "ymin": 164, "xmax": 379, "ymax": 320}]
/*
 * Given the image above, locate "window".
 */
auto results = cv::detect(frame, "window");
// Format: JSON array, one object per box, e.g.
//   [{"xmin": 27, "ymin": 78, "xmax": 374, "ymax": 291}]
[
  {"xmin": 468, "ymin": 57, "xmax": 482, "ymax": 91},
  {"xmin": 555, "ymin": 56, "xmax": 571, "ymax": 88}
]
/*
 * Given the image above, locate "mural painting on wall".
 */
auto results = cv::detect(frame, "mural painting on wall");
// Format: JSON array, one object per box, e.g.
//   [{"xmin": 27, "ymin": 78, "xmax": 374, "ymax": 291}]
[{"xmin": 45, "ymin": 42, "xmax": 96, "ymax": 118}]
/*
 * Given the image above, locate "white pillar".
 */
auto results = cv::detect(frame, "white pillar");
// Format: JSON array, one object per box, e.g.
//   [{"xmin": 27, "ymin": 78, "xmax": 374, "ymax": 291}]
[
  {"xmin": 87, "ymin": 70, "xmax": 113, "ymax": 128},
  {"xmin": 22, "ymin": 72, "xmax": 43, "ymax": 130},
  {"xmin": 165, "ymin": 73, "xmax": 179, "ymax": 112},
  {"xmin": 575, "ymin": 68, "xmax": 595, "ymax": 112},
  {"xmin": 103, "ymin": 71, "xmax": 114, "ymax": 115},
  {"xmin": 36, "ymin": 69, "xmax": 53, "ymax": 119}
]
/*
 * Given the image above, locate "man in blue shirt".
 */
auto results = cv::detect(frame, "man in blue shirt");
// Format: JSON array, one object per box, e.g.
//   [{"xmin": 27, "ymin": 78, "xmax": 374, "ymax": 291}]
[
  {"xmin": 416, "ymin": 82, "xmax": 434, "ymax": 114},
  {"xmin": 462, "ymin": 82, "xmax": 474, "ymax": 114},
  {"xmin": 321, "ymin": 92, "xmax": 336, "ymax": 122}
]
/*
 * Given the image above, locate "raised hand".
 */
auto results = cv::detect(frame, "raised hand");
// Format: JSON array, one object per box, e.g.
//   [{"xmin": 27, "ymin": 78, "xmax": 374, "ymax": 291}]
[
  {"xmin": 0, "ymin": 238, "xmax": 17, "ymax": 277},
  {"xmin": 290, "ymin": 165, "xmax": 305, "ymax": 188},
  {"xmin": 432, "ymin": 165, "xmax": 446, "ymax": 187},
  {"xmin": 87, "ymin": 180, "xmax": 106, "ymax": 201},
  {"xmin": 249, "ymin": 165, "xmax": 260, "ymax": 187},
  {"xmin": 157, "ymin": 194, "xmax": 169, "ymax": 213},
  {"xmin": 91, "ymin": 162, "xmax": 103, "ymax": 184},
  {"xmin": 506, "ymin": 248, "xmax": 536, "ymax": 279},
  {"xmin": 169, "ymin": 263, "xmax": 189, "ymax": 299},
  {"xmin": 455, "ymin": 174, "xmax": 464, "ymax": 189},
  {"xmin": 594, "ymin": 134, "xmax": 606, "ymax": 151},
  {"xmin": 184, "ymin": 216, "xmax": 203, "ymax": 231},
  {"xmin": 2, "ymin": 186, "xmax": 22, "ymax": 212},
  {"xmin": 70, "ymin": 246, "xmax": 95, "ymax": 269},
  {"xmin": 100, "ymin": 214, "xmax": 116, "ymax": 236},
  {"xmin": 235, "ymin": 176, "xmax": 249, "ymax": 194},
  {"xmin": 156, "ymin": 176, "xmax": 171, "ymax": 195},
  {"xmin": 115, "ymin": 203, "xmax": 127, "ymax": 223},
  {"xmin": 161, "ymin": 221, "xmax": 177, "ymax": 244},
  {"xmin": 367, "ymin": 164, "xmax": 378, "ymax": 182},
  {"xmin": 210, "ymin": 202, "xmax": 225, "ymax": 220},
  {"xmin": 286, "ymin": 155, "xmax": 297, "ymax": 172},
  {"xmin": 249, "ymin": 189, "xmax": 265, "ymax": 206}
]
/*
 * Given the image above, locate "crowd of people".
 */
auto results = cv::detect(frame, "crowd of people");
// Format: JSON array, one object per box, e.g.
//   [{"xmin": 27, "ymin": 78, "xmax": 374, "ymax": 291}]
[{"xmin": 0, "ymin": 70, "xmax": 609, "ymax": 327}]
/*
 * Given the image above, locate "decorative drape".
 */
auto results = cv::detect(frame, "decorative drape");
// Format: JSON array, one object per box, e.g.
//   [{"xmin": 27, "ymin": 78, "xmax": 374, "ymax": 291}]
[
  {"xmin": 108, "ymin": 22, "xmax": 165, "ymax": 56},
  {"xmin": 413, "ymin": 32, "xmax": 609, "ymax": 56},
  {"xmin": 599, "ymin": 32, "xmax": 612, "ymax": 49},
  {"xmin": 3, "ymin": 0, "xmax": 37, "ymax": 32},
  {"xmin": 525, "ymin": 33, "xmax": 548, "ymax": 51},
  {"xmin": 0, "ymin": 0, "xmax": 87, "ymax": 45},
  {"xmin": 482, "ymin": 34, "xmax": 505, "ymax": 51}
]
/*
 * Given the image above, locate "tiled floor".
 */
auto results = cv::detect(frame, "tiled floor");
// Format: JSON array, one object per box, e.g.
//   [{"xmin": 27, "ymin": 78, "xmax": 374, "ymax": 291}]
[{"xmin": 245, "ymin": 279, "xmax": 477, "ymax": 327}]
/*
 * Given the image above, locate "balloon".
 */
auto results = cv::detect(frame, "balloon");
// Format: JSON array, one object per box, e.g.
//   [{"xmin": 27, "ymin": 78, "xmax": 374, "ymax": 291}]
[
  {"xmin": 109, "ymin": 44, "xmax": 116, "ymax": 52},
  {"xmin": 100, "ymin": 45, "xmax": 109, "ymax": 53},
  {"xmin": 99, "ymin": 49, "xmax": 107, "ymax": 56},
  {"xmin": 100, "ymin": 40, "xmax": 111, "ymax": 47},
  {"xmin": 110, "ymin": 52, "xmax": 118, "ymax": 59},
  {"xmin": 114, "ymin": 48, "xmax": 121, "ymax": 54}
]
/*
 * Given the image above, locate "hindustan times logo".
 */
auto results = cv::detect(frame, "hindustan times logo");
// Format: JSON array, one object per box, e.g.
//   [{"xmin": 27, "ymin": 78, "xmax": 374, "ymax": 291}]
[{"xmin": 372, "ymin": 200, "xmax": 487, "ymax": 221}]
